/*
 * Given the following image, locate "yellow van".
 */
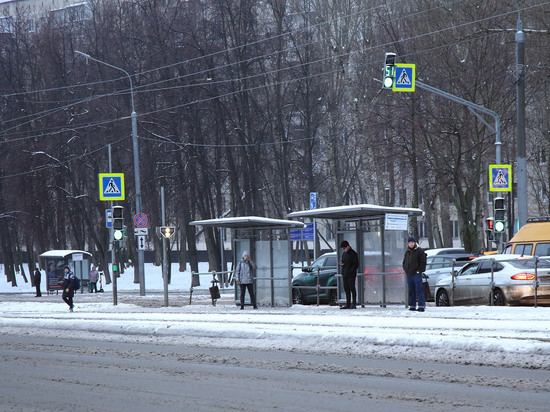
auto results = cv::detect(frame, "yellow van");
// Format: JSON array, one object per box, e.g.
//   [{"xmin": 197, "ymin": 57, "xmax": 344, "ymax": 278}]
[{"xmin": 502, "ymin": 218, "xmax": 550, "ymax": 256}]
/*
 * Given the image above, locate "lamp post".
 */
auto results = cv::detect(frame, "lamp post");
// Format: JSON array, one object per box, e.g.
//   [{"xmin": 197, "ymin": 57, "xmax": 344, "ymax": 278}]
[
  {"xmin": 514, "ymin": 2, "xmax": 527, "ymax": 231},
  {"xmin": 76, "ymin": 50, "xmax": 146, "ymax": 296}
]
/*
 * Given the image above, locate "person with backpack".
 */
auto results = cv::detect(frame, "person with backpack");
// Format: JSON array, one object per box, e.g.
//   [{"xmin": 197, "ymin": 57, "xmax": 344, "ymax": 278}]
[
  {"xmin": 61, "ymin": 265, "xmax": 76, "ymax": 312},
  {"xmin": 234, "ymin": 251, "xmax": 257, "ymax": 310}
]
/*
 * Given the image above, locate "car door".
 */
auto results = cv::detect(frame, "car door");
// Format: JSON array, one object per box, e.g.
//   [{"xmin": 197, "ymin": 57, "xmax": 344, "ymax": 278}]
[
  {"xmin": 453, "ymin": 262, "xmax": 481, "ymax": 303},
  {"xmin": 463, "ymin": 261, "xmax": 495, "ymax": 304}
]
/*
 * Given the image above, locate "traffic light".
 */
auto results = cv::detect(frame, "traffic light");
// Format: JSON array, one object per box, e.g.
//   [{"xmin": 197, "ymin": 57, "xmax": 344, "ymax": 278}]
[
  {"xmin": 160, "ymin": 226, "xmax": 175, "ymax": 239},
  {"xmin": 112, "ymin": 206, "xmax": 125, "ymax": 241},
  {"xmin": 494, "ymin": 197, "xmax": 506, "ymax": 233},
  {"xmin": 485, "ymin": 217, "xmax": 494, "ymax": 241},
  {"xmin": 383, "ymin": 52, "xmax": 396, "ymax": 89}
]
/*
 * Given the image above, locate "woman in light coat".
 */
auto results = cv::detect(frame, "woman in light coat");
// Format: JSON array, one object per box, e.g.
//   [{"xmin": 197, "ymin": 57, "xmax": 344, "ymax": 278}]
[{"xmin": 234, "ymin": 251, "xmax": 257, "ymax": 309}]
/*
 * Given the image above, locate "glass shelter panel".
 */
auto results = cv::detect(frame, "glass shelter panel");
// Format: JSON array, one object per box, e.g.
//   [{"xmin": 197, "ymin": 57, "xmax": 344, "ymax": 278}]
[
  {"xmin": 271, "ymin": 239, "xmax": 290, "ymax": 306},
  {"xmin": 255, "ymin": 240, "xmax": 272, "ymax": 306},
  {"xmin": 362, "ymin": 226, "xmax": 407, "ymax": 305}
]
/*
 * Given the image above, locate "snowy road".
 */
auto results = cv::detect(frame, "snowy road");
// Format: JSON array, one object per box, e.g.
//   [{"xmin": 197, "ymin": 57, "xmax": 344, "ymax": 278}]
[{"xmin": 1, "ymin": 292, "xmax": 550, "ymax": 411}]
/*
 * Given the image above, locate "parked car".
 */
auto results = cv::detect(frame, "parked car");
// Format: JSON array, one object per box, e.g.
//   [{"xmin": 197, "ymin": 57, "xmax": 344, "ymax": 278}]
[
  {"xmin": 502, "ymin": 218, "xmax": 550, "ymax": 257},
  {"xmin": 434, "ymin": 255, "xmax": 550, "ymax": 306},
  {"xmin": 424, "ymin": 254, "xmax": 476, "ymax": 301},
  {"xmin": 292, "ymin": 252, "xmax": 338, "ymax": 305},
  {"xmin": 425, "ymin": 248, "xmax": 467, "ymax": 257}
]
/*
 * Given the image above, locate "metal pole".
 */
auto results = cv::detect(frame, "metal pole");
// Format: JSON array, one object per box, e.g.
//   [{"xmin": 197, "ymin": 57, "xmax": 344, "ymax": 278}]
[
  {"xmin": 515, "ymin": 8, "xmax": 528, "ymax": 230},
  {"xmin": 161, "ymin": 186, "xmax": 169, "ymax": 307},
  {"xmin": 75, "ymin": 50, "xmax": 145, "ymax": 296},
  {"xmin": 109, "ymin": 145, "xmax": 117, "ymax": 306}
]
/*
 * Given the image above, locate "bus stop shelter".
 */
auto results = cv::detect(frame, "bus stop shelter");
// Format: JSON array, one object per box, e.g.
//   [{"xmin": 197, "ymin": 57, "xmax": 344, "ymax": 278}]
[
  {"xmin": 190, "ymin": 216, "xmax": 306, "ymax": 307},
  {"xmin": 39, "ymin": 250, "xmax": 92, "ymax": 294},
  {"xmin": 288, "ymin": 204, "xmax": 424, "ymax": 306}
]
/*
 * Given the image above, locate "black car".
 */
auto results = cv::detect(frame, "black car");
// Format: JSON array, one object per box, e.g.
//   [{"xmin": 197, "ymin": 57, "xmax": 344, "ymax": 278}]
[{"xmin": 292, "ymin": 252, "xmax": 338, "ymax": 305}]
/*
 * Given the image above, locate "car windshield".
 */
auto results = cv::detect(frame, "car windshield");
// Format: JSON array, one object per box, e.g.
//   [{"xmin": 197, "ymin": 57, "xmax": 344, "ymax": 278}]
[{"xmin": 311, "ymin": 257, "xmax": 326, "ymax": 268}]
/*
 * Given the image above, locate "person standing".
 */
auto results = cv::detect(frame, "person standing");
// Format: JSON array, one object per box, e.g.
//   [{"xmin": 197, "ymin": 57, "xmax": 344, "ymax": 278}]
[
  {"xmin": 61, "ymin": 265, "xmax": 75, "ymax": 312},
  {"xmin": 33, "ymin": 267, "xmax": 42, "ymax": 297},
  {"xmin": 402, "ymin": 236, "xmax": 427, "ymax": 312},
  {"xmin": 89, "ymin": 265, "xmax": 99, "ymax": 293},
  {"xmin": 339, "ymin": 240, "xmax": 359, "ymax": 309},
  {"xmin": 234, "ymin": 251, "xmax": 257, "ymax": 310}
]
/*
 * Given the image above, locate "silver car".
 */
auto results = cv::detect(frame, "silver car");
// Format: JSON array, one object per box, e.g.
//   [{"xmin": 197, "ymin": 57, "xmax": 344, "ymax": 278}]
[
  {"xmin": 424, "ymin": 255, "xmax": 475, "ymax": 301},
  {"xmin": 434, "ymin": 255, "xmax": 550, "ymax": 306}
]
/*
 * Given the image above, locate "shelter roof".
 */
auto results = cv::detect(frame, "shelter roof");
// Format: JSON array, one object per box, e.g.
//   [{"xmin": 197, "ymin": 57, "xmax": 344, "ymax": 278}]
[
  {"xmin": 39, "ymin": 250, "xmax": 92, "ymax": 258},
  {"xmin": 287, "ymin": 204, "xmax": 424, "ymax": 220},
  {"xmin": 190, "ymin": 216, "xmax": 306, "ymax": 229}
]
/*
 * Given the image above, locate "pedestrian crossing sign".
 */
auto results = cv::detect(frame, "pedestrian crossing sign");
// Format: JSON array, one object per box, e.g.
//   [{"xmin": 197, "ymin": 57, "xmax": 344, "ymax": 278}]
[
  {"xmin": 488, "ymin": 165, "xmax": 512, "ymax": 192},
  {"xmin": 393, "ymin": 64, "xmax": 415, "ymax": 92},
  {"xmin": 99, "ymin": 173, "xmax": 125, "ymax": 201}
]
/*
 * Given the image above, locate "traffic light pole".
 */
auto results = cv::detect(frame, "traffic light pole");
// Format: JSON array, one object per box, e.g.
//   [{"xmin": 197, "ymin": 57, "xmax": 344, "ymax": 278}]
[
  {"xmin": 109, "ymin": 144, "xmax": 118, "ymax": 306},
  {"xmin": 415, "ymin": 80, "xmax": 501, "ymax": 164},
  {"xmin": 161, "ymin": 186, "xmax": 169, "ymax": 307}
]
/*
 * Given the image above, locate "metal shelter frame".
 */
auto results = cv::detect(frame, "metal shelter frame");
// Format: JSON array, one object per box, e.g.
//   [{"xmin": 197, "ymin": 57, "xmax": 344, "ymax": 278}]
[
  {"xmin": 190, "ymin": 217, "xmax": 305, "ymax": 307},
  {"xmin": 288, "ymin": 204, "xmax": 424, "ymax": 307}
]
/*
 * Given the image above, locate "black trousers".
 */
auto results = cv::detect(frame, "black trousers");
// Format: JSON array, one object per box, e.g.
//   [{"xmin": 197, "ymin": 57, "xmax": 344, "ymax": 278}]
[
  {"xmin": 62, "ymin": 291, "xmax": 74, "ymax": 308},
  {"xmin": 240, "ymin": 283, "xmax": 256, "ymax": 308},
  {"xmin": 343, "ymin": 274, "xmax": 357, "ymax": 307},
  {"xmin": 35, "ymin": 284, "xmax": 41, "ymax": 297}
]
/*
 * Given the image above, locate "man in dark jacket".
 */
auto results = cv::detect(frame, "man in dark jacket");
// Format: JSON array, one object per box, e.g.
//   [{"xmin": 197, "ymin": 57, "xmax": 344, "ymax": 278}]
[
  {"xmin": 340, "ymin": 240, "xmax": 359, "ymax": 309},
  {"xmin": 402, "ymin": 236, "xmax": 427, "ymax": 312},
  {"xmin": 33, "ymin": 267, "xmax": 41, "ymax": 297},
  {"xmin": 61, "ymin": 265, "xmax": 75, "ymax": 312}
]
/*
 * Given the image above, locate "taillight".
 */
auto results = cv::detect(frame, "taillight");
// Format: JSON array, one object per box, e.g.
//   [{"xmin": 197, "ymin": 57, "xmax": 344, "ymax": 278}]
[{"xmin": 511, "ymin": 273, "xmax": 536, "ymax": 280}]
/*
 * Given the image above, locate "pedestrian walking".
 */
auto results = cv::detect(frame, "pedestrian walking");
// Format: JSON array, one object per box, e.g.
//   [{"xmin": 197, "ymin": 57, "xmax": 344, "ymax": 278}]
[
  {"xmin": 402, "ymin": 236, "xmax": 427, "ymax": 312},
  {"xmin": 33, "ymin": 267, "xmax": 42, "ymax": 297},
  {"xmin": 339, "ymin": 240, "xmax": 359, "ymax": 309},
  {"xmin": 234, "ymin": 251, "xmax": 257, "ymax": 309},
  {"xmin": 61, "ymin": 265, "xmax": 75, "ymax": 312},
  {"xmin": 89, "ymin": 265, "xmax": 99, "ymax": 293}
]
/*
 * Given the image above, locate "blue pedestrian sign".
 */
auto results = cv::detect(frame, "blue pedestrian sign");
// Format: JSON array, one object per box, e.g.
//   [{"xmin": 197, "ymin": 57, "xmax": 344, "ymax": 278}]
[
  {"xmin": 309, "ymin": 192, "xmax": 318, "ymax": 210},
  {"xmin": 99, "ymin": 173, "xmax": 125, "ymax": 201},
  {"xmin": 393, "ymin": 64, "xmax": 415, "ymax": 92},
  {"xmin": 488, "ymin": 164, "xmax": 512, "ymax": 192}
]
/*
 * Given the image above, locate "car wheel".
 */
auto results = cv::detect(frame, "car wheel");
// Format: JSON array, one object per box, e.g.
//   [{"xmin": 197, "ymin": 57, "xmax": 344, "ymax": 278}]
[
  {"xmin": 292, "ymin": 288, "xmax": 303, "ymax": 305},
  {"xmin": 492, "ymin": 288, "xmax": 506, "ymax": 306},
  {"xmin": 329, "ymin": 289, "xmax": 338, "ymax": 306},
  {"xmin": 436, "ymin": 289, "xmax": 450, "ymax": 307}
]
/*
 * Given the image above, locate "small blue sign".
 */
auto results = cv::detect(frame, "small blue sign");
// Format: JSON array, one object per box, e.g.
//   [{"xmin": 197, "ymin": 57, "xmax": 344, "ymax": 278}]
[
  {"xmin": 393, "ymin": 64, "xmax": 415, "ymax": 92},
  {"xmin": 105, "ymin": 209, "xmax": 112, "ymax": 228},
  {"xmin": 309, "ymin": 192, "xmax": 318, "ymax": 210},
  {"xmin": 290, "ymin": 228, "xmax": 302, "ymax": 241}
]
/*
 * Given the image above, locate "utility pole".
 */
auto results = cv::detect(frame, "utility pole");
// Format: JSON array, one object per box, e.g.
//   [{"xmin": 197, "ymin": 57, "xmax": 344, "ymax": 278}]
[{"xmin": 515, "ymin": 3, "xmax": 528, "ymax": 230}]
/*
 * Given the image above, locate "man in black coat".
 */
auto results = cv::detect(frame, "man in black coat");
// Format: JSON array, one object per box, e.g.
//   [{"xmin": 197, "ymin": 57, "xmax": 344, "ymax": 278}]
[
  {"xmin": 402, "ymin": 236, "xmax": 427, "ymax": 312},
  {"xmin": 33, "ymin": 267, "xmax": 41, "ymax": 297},
  {"xmin": 340, "ymin": 240, "xmax": 359, "ymax": 309},
  {"xmin": 61, "ymin": 265, "xmax": 75, "ymax": 312}
]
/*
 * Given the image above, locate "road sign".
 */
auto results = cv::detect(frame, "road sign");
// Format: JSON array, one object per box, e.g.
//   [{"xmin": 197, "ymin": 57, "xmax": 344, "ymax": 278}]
[
  {"xmin": 137, "ymin": 235, "xmax": 146, "ymax": 251},
  {"xmin": 105, "ymin": 209, "xmax": 112, "ymax": 228},
  {"xmin": 309, "ymin": 192, "xmax": 318, "ymax": 210},
  {"xmin": 134, "ymin": 227, "xmax": 148, "ymax": 236},
  {"xmin": 489, "ymin": 164, "xmax": 512, "ymax": 192},
  {"xmin": 99, "ymin": 173, "xmax": 125, "ymax": 201},
  {"xmin": 290, "ymin": 223, "xmax": 315, "ymax": 241},
  {"xmin": 134, "ymin": 213, "xmax": 148, "ymax": 227},
  {"xmin": 393, "ymin": 64, "xmax": 415, "ymax": 92}
]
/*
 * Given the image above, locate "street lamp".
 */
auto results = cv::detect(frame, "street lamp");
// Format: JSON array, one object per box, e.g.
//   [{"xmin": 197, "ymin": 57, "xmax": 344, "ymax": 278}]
[{"xmin": 75, "ymin": 50, "xmax": 146, "ymax": 296}]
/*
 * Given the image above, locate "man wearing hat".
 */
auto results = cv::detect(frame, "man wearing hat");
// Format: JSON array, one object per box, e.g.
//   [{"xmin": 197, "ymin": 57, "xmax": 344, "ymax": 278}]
[
  {"xmin": 60, "ymin": 265, "xmax": 76, "ymax": 312},
  {"xmin": 402, "ymin": 236, "xmax": 427, "ymax": 312}
]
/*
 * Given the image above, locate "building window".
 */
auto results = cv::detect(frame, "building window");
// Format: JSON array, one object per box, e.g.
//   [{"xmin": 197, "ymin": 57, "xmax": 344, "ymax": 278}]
[
  {"xmin": 384, "ymin": 188, "xmax": 391, "ymax": 206},
  {"xmin": 399, "ymin": 189, "xmax": 406, "ymax": 206},
  {"xmin": 418, "ymin": 188, "xmax": 423, "ymax": 205},
  {"xmin": 452, "ymin": 220, "xmax": 459, "ymax": 239},
  {"xmin": 417, "ymin": 221, "xmax": 426, "ymax": 239}
]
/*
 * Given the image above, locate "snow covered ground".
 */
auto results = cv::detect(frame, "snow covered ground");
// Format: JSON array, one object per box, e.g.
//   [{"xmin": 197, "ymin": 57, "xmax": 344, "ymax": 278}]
[{"xmin": 1, "ymin": 263, "xmax": 550, "ymax": 370}]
